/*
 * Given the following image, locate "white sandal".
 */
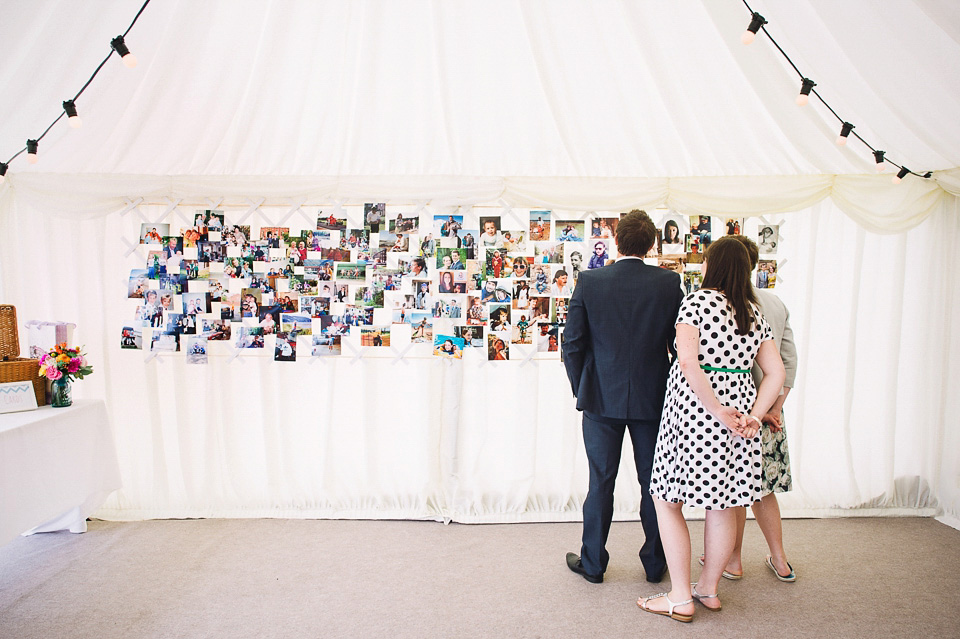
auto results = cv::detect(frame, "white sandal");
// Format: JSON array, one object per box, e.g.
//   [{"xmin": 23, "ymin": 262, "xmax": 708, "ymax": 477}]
[
  {"xmin": 691, "ymin": 583, "xmax": 721, "ymax": 611},
  {"xmin": 637, "ymin": 592, "xmax": 694, "ymax": 623}
]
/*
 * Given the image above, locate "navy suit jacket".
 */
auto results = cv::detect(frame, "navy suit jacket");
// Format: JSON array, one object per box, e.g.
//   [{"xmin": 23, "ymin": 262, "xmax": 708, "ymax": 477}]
[{"xmin": 562, "ymin": 258, "xmax": 683, "ymax": 422}]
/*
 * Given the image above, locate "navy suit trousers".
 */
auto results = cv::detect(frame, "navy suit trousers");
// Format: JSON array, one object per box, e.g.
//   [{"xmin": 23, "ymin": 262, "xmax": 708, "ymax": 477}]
[{"xmin": 580, "ymin": 412, "xmax": 666, "ymax": 580}]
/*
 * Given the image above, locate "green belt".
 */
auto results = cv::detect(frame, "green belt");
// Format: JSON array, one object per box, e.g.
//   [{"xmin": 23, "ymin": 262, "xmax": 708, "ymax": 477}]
[{"xmin": 700, "ymin": 365, "xmax": 751, "ymax": 374}]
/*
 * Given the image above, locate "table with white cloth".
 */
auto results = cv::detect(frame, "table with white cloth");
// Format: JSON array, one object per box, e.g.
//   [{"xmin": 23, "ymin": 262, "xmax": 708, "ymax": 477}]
[{"xmin": 0, "ymin": 399, "xmax": 121, "ymax": 547}]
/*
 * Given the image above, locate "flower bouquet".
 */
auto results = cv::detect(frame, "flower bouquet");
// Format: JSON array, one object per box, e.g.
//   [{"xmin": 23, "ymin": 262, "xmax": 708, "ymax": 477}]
[{"xmin": 38, "ymin": 343, "xmax": 93, "ymax": 407}]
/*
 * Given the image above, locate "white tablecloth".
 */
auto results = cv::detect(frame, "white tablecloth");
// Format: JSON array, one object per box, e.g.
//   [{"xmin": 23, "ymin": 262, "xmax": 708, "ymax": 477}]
[{"xmin": 0, "ymin": 399, "xmax": 121, "ymax": 547}]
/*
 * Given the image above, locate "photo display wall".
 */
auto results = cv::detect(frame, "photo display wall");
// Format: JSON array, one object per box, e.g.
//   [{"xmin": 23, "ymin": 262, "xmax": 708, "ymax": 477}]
[{"xmin": 122, "ymin": 206, "xmax": 781, "ymax": 363}]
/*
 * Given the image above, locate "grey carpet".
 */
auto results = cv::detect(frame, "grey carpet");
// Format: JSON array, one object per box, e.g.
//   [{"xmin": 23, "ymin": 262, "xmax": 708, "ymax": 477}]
[{"xmin": 1, "ymin": 517, "xmax": 958, "ymax": 638}]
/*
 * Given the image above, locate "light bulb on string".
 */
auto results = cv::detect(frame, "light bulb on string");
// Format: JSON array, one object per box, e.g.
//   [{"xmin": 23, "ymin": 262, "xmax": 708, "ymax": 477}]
[
  {"xmin": 836, "ymin": 122, "xmax": 854, "ymax": 146},
  {"xmin": 63, "ymin": 100, "xmax": 82, "ymax": 129},
  {"xmin": 796, "ymin": 78, "xmax": 816, "ymax": 106},
  {"xmin": 0, "ymin": 162, "xmax": 7, "ymax": 185},
  {"xmin": 111, "ymin": 35, "xmax": 138, "ymax": 68},
  {"xmin": 26, "ymin": 140, "xmax": 38, "ymax": 164},
  {"xmin": 742, "ymin": 12, "xmax": 767, "ymax": 45},
  {"xmin": 892, "ymin": 167, "xmax": 909, "ymax": 184},
  {"xmin": 873, "ymin": 150, "xmax": 886, "ymax": 172}
]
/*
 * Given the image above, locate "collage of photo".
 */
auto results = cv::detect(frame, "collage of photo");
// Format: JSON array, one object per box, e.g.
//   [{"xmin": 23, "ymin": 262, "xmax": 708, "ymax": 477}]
[{"xmin": 123, "ymin": 205, "xmax": 781, "ymax": 362}]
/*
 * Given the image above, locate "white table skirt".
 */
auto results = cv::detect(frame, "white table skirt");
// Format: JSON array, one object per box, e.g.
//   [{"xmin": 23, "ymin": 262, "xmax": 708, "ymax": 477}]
[{"xmin": 0, "ymin": 399, "xmax": 121, "ymax": 547}]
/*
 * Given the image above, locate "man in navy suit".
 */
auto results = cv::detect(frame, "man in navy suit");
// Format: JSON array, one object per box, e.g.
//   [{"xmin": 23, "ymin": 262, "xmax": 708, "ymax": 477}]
[{"xmin": 562, "ymin": 210, "xmax": 683, "ymax": 584}]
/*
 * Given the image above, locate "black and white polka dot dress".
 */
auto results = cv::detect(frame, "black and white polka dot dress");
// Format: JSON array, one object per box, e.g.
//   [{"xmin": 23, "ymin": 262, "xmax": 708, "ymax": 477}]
[{"xmin": 650, "ymin": 289, "xmax": 772, "ymax": 509}]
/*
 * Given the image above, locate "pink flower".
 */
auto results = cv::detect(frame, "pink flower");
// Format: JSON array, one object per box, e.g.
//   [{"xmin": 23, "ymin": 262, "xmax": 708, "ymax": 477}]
[
  {"xmin": 39, "ymin": 353, "xmax": 49, "ymax": 365},
  {"xmin": 67, "ymin": 358, "xmax": 81, "ymax": 373},
  {"xmin": 46, "ymin": 366, "xmax": 63, "ymax": 381}
]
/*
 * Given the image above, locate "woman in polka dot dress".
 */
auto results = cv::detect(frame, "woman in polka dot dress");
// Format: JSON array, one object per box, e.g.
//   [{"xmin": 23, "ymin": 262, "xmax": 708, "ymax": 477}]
[{"xmin": 638, "ymin": 237, "xmax": 785, "ymax": 623}]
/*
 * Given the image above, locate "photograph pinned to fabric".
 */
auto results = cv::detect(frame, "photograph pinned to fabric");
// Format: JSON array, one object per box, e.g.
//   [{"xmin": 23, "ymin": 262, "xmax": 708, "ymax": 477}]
[
  {"xmin": 535, "ymin": 322, "xmax": 560, "ymax": 354},
  {"xmin": 274, "ymin": 331, "xmax": 297, "ymax": 361},
  {"xmin": 280, "ymin": 313, "xmax": 311, "ymax": 337},
  {"xmin": 683, "ymin": 269, "xmax": 703, "ymax": 295},
  {"xmin": 689, "ymin": 215, "xmax": 713, "ymax": 251},
  {"xmin": 311, "ymin": 334, "xmax": 341, "ymax": 357},
  {"xmin": 724, "ymin": 217, "xmax": 744, "ymax": 236},
  {"xmin": 487, "ymin": 332, "xmax": 509, "ymax": 361},
  {"xmin": 534, "ymin": 241, "xmax": 564, "ymax": 265},
  {"xmin": 551, "ymin": 297, "xmax": 569, "ymax": 324},
  {"xmin": 757, "ymin": 260, "xmax": 777, "ymax": 289},
  {"xmin": 319, "ymin": 315, "xmax": 349, "ymax": 336},
  {"xmin": 409, "ymin": 314, "xmax": 432, "ymax": 343},
  {"xmin": 151, "ymin": 331, "xmax": 179, "ymax": 352},
  {"xmin": 364, "ymin": 202, "xmax": 386, "ymax": 232},
  {"xmin": 335, "ymin": 262, "xmax": 367, "ymax": 283},
  {"xmin": 318, "ymin": 210, "xmax": 347, "ymax": 232},
  {"xmin": 555, "ymin": 220, "xmax": 585, "ymax": 242},
  {"xmin": 120, "ymin": 326, "xmax": 142, "ymax": 349},
  {"xmin": 186, "ymin": 337, "xmax": 208, "ymax": 364},
  {"xmin": 454, "ymin": 325, "xmax": 484, "ymax": 348},
  {"xmin": 478, "ymin": 215, "xmax": 506, "ymax": 250},
  {"xmin": 586, "ymin": 240, "xmax": 610, "ymax": 269},
  {"xmin": 511, "ymin": 310, "xmax": 532, "ymax": 344},
  {"xmin": 529, "ymin": 210, "xmax": 551, "ymax": 241},
  {"xmin": 360, "ymin": 326, "xmax": 390, "ymax": 347},
  {"xmin": 433, "ymin": 334, "xmax": 464, "ymax": 359},
  {"xmin": 500, "ymin": 229, "xmax": 527, "ymax": 253},
  {"xmin": 529, "ymin": 263, "xmax": 553, "ymax": 296},
  {"xmin": 758, "ymin": 224, "xmax": 779, "ymax": 254},
  {"xmin": 200, "ymin": 319, "xmax": 231, "ymax": 341},
  {"xmin": 128, "ymin": 269, "xmax": 150, "ymax": 298},
  {"xmin": 235, "ymin": 326, "xmax": 265, "ymax": 349},
  {"xmin": 591, "ymin": 217, "xmax": 618, "ymax": 239},
  {"xmin": 488, "ymin": 303, "xmax": 511, "ymax": 332},
  {"xmin": 140, "ymin": 223, "xmax": 169, "ymax": 244},
  {"xmin": 465, "ymin": 295, "xmax": 487, "ymax": 325}
]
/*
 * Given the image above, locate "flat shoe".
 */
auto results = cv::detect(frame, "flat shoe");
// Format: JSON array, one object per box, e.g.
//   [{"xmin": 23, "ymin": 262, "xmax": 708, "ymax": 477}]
[
  {"xmin": 691, "ymin": 583, "xmax": 721, "ymax": 611},
  {"xmin": 698, "ymin": 555, "xmax": 743, "ymax": 581},
  {"xmin": 637, "ymin": 593, "xmax": 694, "ymax": 623},
  {"xmin": 765, "ymin": 555, "xmax": 796, "ymax": 582}
]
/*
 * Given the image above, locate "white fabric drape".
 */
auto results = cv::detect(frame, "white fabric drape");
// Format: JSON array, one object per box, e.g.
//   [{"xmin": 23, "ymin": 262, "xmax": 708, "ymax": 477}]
[{"xmin": 1, "ymin": 185, "xmax": 957, "ymax": 523}]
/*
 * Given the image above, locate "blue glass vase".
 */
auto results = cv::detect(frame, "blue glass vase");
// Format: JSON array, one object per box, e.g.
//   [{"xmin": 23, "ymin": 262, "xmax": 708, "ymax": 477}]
[{"xmin": 51, "ymin": 377, "xmax": 72, "ymax": 408}]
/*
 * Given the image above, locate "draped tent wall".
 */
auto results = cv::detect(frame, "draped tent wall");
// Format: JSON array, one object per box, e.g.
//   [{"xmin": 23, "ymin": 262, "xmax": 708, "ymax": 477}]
[{"xmin": 1, "ymin": 0, "xmax": 959, "ymax": 525}]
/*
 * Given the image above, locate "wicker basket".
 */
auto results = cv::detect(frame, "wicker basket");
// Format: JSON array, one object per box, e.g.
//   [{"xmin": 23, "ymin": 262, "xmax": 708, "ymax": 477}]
[{"xmin": 0, "ymin": 305, "xmax": 47, "ymax": 406}]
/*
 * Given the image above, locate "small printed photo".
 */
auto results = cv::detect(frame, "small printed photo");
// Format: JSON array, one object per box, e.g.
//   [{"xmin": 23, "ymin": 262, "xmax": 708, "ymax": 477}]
[
  {"xmin": 311, "ymin": 334, "xmax": 342, "ymax": 356},
  {"xmin": 310, "ymin": 229, "xmax": 331, "ymax": 250},
  {"xmin": 274, "ymin": 332, "xmax": 297, "ymax": 361},
  {"xmin": 465, "ymin": 296, "xmax": 487, "ymax": 325},
  {"xmin": 661, "ymin": 219, "xmax": 685, "ymax": 255},
  {"xmin": 410, "ymin": 314, "xmax": 433, "ymax": 343},
  {"xmin": 259, "ymin": 227, "xmax": 287, "ymax": 248},
  {"xmin": 555, "ymin": 220, "xmax": 585, "ymax": 242},
  {"xmin": 529, "ymin": 210, "xmax": 551, "ymax": 241},
  {"xmin": 223, "ymin": 224, "xmax": 251, "ymax": 247},
  {"xmin": 390, "ymin": 213, "xmax": 419, "ymax": 234},
  {"xmin": 173, "ymin": 312, "xmax": 198, "ymax": 335},
  {"xmin": 509, "ymin": 255, "xmax": 532, "ymax": 280},
  {"xmin": 565, "ymin": 247, "xmax": 585, "ymax": 282},
  {"xmin": 438, "ymin": 270, "xmax": 467, "ymax": 294},
  {"xmin": 529, "ymin": 264, "xmax": 552, "ymax": 296},
  {"xmin": 202, "ymin": 211, "xmax": 225, "ymax": 232},
  {"xmin": 536, "ymin": 323, "xmax": 561, "ymax": 353},
  {"xmin": 321, "ymin": 246, "xmax": 351, "ymax": 261},
  {"xmin": 513, "ymin": 279, "xmax": 532, "ymax": 310},
  {"xmin": 757, "ymin": 260, "xmax": 777, "ymax": 289},
  {"xmin": 200, "ymin": 319, "xmax": 232, "ymax": 341},
  {"xmin": 454, "ymin": 325, "xmax": 484, "ymax": 347},
  {"xmin": 361, "ymin": 326, "xmax": 391, "ymax": 347},
  {"xmin": 186, "ymin": 337, "xmax": 208, "ymax": 364},
  {"xmin": 590, "ymin": 217, "xmax": 617, "ymax": 239},
  {"xmin": 758, "ymin": 224, "xmax": 779, "ymax": 254},
  {"xmin": 479, "ymin": 217, "xmax": 505, "ymax": 249},
  {"xmin": 658, "ymin": 256, "xmax": 687, "ymax": 276},
  {"xmin": 435, "ymin": 214, "xmax": 464, "ymax": 239},
  {"xmin": 488, "ymin": 303, "xmax": 511, "ymax": 332},
  {"xmin": 436, "ymin": 247, "xmax": 468, "ymax": 271},
  {"xmin": 511, "ymin": 311, "xmax": 533, "ymax": 344},
  {"xmin": 317, "ymin": 211, "xmax": 347, "ymax": 231},
  {"xmin": 550, "ymin": 268, "xmax": 572, "ymax": 297},
  {"xmin": 586, "ymin": 240, "xmax": 610, "ymax": 269},
  {"xmin": 530, "ymin": 296, "xmax": 551, "ymax": 323},
  {"xmin": 346, "ymin": 229, "xmax": 370, "ymax": 251},
  {"xmin": 128, "ymin": 269, "xmax": 150, "ymax": 298},
  {"xmin": 689, "ymin": 215, "xmax": 713, "ymax": 249},
  {"xmin": 364, "ymin": 202, "xmax": 386, "ymax": 231},
  {"xmin": 724, "ymin": 218, "xmax": 743, "ymax": 236},
  {"xmin": 335, "ymin": 262, "xmax": 367, "ymax": 282},
  {"xmin": 280, "ymin": 313, "xmax": 312, "ymax": 336},
  {"xmin": 552, "ymin": 296, "xmax": 569, "ymax": 323},
  {"xmin": 433, "ymin": 334, "xmax": 464, "ymax": 359},
  {"xmin": 140, "ymin": 223, "xmax": 170, "ymax": 244},
  {"xmin": 151, "ymin": 332, "xmax": 180, "ymax": 352},
  {"xmin": 500, "ymin": 230, "xmax": 526, "ymax": 253},
  {"xmin": 534, "ymin": 242, "xmax": 564, "ymax": 264},
  {"xmin": 388, "ymin": 232, "xmax": 411, "ymax": 253},
  {"xmin": 276, "ymin": 292, "xmax": 300, "ymax": 313},
  {"xmin": 320, "ymin": 315, "xmax": 349, "ymax": 336},
  {"xmin": 182, "ymin": 292, "xmax": 210, "ymax": 316},
  {"xmin": 120, "ymin": 326, "xmax": 142, "ymax": 349},
  {"xmin": 235, "ymin": 326, "xmax": 265, "ymax": 349},
  {"xmin": 683, "ymin": 270, "xmax": 703, "ymax": 295},
  {"xmin": 487, "ymin": 333, "xmax": 509, "ymax": 361},
  {"xmin": 241, "ymin": 288, "xmax": 262, "ymax": 318},
  {"xmin": 484, "ymin": 248, "xmax": 511, "ymax": 278}
]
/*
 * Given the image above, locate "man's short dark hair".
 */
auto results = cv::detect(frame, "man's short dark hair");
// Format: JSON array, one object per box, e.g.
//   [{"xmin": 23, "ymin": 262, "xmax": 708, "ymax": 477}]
[
  {"xmin": 616, "ymin": 210, "xmax": 657, "ymax": 256},
  {"xmin": 727, "ymin": 234, "xmax": 760, "ymax": 270}
]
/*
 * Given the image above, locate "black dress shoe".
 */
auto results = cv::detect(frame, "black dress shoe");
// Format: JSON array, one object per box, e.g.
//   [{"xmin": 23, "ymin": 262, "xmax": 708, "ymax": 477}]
[
  {"xmin": 645, "ymin": 570, "xmax": 665, "ymax": 583},
  {"xmin": 566, "ymin": 552, "xmax": 602, "ymax": 583}
]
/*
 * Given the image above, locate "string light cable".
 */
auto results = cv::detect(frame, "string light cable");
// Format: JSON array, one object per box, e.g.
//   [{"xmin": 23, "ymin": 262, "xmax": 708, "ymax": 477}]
[
  {"xmin": 740, "ymin": 0, "xmax": 933, "ymax": 184},
  {"xmin": 0, "ymin": 0, "xmax": 151, "ymax": 183}
]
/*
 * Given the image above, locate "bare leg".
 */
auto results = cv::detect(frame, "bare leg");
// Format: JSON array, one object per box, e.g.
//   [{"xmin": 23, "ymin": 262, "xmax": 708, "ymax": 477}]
[
  {"xmin": 698, "ymin": 507, "xmax": 744, "ymax": 577},
  {"xmin": 639, "ymin": 499, "xmax": 694, "ymax": 617},
  {"xmin": 751, "ymin": 492, "xmax": 791, "ymax": 575},
  {"xmin": 696, "ymin": 508, "xmax": 737, "ymax": 609}
]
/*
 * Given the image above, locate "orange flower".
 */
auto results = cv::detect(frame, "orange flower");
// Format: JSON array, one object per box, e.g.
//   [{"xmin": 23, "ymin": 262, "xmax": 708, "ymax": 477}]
[{"xmin": 57, "ymin": 353, "xmax": 71, "ymax": 364}]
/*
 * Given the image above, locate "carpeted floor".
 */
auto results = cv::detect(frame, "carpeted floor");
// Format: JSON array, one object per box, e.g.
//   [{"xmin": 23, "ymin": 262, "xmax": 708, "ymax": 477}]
[{"xmin": 1, "ymin": 517, "xmax": 958, "ymax": 638}]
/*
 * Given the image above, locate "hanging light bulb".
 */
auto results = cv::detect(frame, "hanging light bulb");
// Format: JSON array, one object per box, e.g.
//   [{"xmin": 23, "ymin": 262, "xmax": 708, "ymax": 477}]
[
  {"xmin": 111, "ymin": 35, "xmax": 138, "ymax": 68},
  {"xmin": 26, "ymin": 140, "xmax": 39, "ymax": 164},
  {"xmin": 796, "ymin": 78, "xmax": 816, "ymax": 106},
  {"xmin": 835, "ymin": 122, "xmax": 854, "ymax": 146},
  {"xmin": 873, "ymin": 150, "xmax": 886, "ymax": 172},
  {"xmin": 742, "ymin": 12, "xmax": 767, "ymax": 45},
  {"xmin": 63, "ymin": 100, "xmax": 82, "ymax": 129},
  {"xmin": 0, "ymin": 162, "xmax": 7, "ymax": 185},
  {"xmin": 892, "ymin": 167, "xmax": 909, "ymax": 184}
]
